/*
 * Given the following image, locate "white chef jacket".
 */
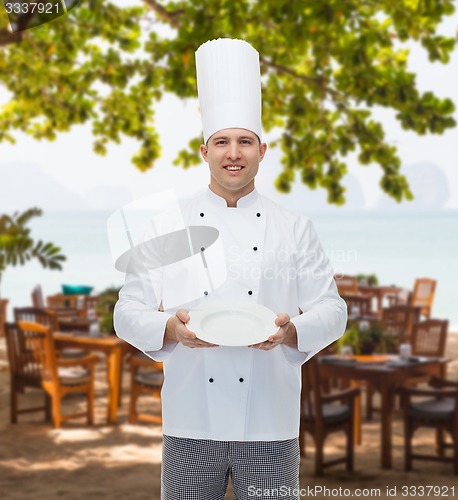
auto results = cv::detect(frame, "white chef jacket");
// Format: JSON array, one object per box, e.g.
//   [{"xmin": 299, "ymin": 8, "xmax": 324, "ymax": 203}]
[{"xmin": 114, "ymin": 188, "xmax": 347, "ymax": 441}]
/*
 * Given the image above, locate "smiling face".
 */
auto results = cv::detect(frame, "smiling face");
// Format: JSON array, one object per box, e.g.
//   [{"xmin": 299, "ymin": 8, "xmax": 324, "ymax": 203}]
[{"xmin": 200, "ymin": 128, "xmax": 267, "ymax": 207}]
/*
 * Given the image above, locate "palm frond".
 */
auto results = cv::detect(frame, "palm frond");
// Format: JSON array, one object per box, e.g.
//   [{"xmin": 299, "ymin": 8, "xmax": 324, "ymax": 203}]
[
  {"xmin": 15, "ymin": 208, "xmax": 43, "ymax": 227},
  {"xmin": 0, "ymin": 208, "xmax": 66, "ymax": 282}
]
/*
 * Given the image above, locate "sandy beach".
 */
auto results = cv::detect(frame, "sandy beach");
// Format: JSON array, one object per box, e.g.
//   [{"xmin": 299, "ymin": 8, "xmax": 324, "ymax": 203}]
[{"xmin": 1, "ymin": 333, "xmax": 457, "ymax": 500}]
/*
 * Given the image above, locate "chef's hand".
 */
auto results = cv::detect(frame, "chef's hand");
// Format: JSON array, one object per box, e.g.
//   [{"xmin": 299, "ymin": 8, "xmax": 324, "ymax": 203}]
[
  {"xmin": 248, "ymin": 313, "xmax": 298, "ymax": 350},
  {"xmin": 164, "ymin": 309, "xmax": 218, "ymax": 348}
]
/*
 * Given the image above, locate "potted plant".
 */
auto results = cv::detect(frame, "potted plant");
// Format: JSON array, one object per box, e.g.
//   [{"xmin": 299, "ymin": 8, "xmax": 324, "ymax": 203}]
[
  {"xmin": 0, "ymin": 208, "xmax": 66, "ymax": 335},
  {"xmin": 337, "ymin": 319, "xmax": 396, "ymax": 355},
  {"xmin": 96, "ymin": 286, "xmax": 121, "ymax": 334},
  {"xmin": 356, "ymin": 273, "xmax": 379, "ymax": 286}
]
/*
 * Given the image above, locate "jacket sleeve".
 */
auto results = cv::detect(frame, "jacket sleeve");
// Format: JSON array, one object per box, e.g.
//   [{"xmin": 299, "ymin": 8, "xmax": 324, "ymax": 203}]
[
  {"xmin": 289, "ymin": 217, "xmax": 347, "ymax": 361},
  {"xmin": 113, "ymin": 250, "xmax": 176, "ymax": 362}
]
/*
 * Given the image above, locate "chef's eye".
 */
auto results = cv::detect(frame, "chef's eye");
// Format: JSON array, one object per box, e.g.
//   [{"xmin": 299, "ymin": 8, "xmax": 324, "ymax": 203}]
[
  {"xmin": 215, "ymin": 140, "xmax": 227, "ymax": 145},
  {"xmin": 240, "ymin": 139, "xmax": 252, "ymax": 145}
]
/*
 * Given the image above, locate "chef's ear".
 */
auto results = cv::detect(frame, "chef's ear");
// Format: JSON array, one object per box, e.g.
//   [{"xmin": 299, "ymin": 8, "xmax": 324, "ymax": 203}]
[
  {"xmin": 200, "ymin": 144, "xmax": 209, "ymax": 162},
  {"xmin": 259, "ymin": 142, "xmax": 267, "ymax": 162}
]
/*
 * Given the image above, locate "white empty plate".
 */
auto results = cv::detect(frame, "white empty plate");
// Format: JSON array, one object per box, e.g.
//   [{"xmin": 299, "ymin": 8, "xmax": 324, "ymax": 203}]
[{"xmin": 187, "ymin": 300, "xmax": 278, "ymax": 346}]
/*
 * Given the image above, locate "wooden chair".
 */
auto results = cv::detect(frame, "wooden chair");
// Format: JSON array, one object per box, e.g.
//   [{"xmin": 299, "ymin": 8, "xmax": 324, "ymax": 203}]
[
  {"xmin": 129, "ymin": 352, "xmax": 163, "ymax": 424},
  {"xmin": 400, "ymin": 377, "xmax": 458, "ymax": 474},
  {"xmin": 410, "ymin": 278, "xmax": 436, "ymax": 319},
  {"xmin": 411, "ymin": 319, "xmax": 448, "ymax": 358},
  {"xmin": 299, "ymin": 357, "xmax": 360, "ymax": 476},
  {"xmin": 367, "ymin": 318, "xmax": 448, "ymax": 420},
  {"xmin": 6, "ymin": 321, "xmax": 99, "ymax": 428},
  {"xmin": 341, "ymin": 293, "xmax": 373, "ymax": 319},
  {"xmin": 399, "ymin": 319, "xmax": 449, "ymax": 391},
  {"xmin": 335, "ymin": 274, "xmax": 375, "ymax": 319},
  {"xmin": 365, "ymin": 304, "xmax": 420, "ymax": 419},
  {"xmin": 5, "ymin": 322, "xmax": 51, "ymax": 423},
  {"xmin": 382, "ymin": 305, "xmax": 421, "ymax": 345},
  {"xmin": 14, "ymin": 307, "xmax": 87, "ymax": 357}
]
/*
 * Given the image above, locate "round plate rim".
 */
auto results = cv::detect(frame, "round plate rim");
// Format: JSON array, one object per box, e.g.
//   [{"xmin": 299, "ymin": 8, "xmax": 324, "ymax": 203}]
[{"xmin": 187, "ymin": 300, "xmax": 278, "ymax": 346}]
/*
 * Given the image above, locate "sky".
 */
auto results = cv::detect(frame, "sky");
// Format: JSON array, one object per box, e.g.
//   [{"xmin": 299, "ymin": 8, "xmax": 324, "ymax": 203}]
[{"xmin": 0, "ymin": 3, "xmax": 457, "ymax": 212}]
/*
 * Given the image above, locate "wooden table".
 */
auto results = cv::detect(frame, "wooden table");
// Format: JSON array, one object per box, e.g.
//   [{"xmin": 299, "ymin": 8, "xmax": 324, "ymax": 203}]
[
  {"xmin": 57, "ymin": 317, "xmax": 92, "ymax": 333},
  {"xmin": 318, "ymin": 355, "xmax": 449, "ymax": 469},
  {"xmin": 54, "ymin": 332, "xmax": 135, "ymax": 424}
]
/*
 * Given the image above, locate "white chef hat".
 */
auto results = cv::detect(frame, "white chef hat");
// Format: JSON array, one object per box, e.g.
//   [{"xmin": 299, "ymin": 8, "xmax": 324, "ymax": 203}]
[{"xmin": 195, "ymin": 38, "xmax": 262, "ymax": 143}]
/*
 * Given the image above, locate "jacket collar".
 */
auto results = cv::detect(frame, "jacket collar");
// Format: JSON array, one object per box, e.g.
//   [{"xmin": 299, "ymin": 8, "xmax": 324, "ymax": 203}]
[{"xmin": 205, "ymin": 187, "xmax": 259, "ymax": 208}]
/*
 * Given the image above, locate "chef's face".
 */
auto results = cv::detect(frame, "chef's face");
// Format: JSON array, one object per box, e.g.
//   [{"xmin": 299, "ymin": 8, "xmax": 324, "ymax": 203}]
[{"xmin": 200, "ymin": 128, "xmax": 267, "ymax": 206}]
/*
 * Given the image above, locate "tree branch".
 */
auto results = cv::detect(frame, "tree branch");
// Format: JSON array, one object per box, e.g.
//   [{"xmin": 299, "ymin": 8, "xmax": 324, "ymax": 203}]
[
  {"xmin": 260, "ymin": 56, "xmax": 322, "ymax": 85},
  {"xmin": 0, "ymin": 9, "xmax": 41, "ymax": 47},
  {"xmin": 142, "ymin": 0, "xmax": 182, "ymax": 29},
  {"xmin": 0, "ymin": 28, "xmax": 22, "ymax": 47},
  {"xmin": 260, "ymin": 55, "xmax": 348, "ymax": 106}
]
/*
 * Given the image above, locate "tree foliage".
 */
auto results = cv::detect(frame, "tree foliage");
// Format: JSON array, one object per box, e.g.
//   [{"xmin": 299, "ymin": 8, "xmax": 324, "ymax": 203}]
[
  {"xmin": 0, "ymin": 208, "xmax": 66, "ymax": 287},
  {"xmin": 0, "ymin": 0, "xmax": 456, "ymax": 204}
]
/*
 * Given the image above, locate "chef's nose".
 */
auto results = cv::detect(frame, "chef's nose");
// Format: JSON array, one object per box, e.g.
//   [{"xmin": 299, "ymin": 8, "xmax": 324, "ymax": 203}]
[{"xmin": 227, "ymin": 142, "xmax": 241, "ymax": 160}]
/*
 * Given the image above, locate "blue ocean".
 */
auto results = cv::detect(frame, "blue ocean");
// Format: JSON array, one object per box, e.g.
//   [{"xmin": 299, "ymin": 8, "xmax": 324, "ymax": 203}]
[{"xmin": 2, "ymin": 210, "xmax": 457, "ymax": 329}]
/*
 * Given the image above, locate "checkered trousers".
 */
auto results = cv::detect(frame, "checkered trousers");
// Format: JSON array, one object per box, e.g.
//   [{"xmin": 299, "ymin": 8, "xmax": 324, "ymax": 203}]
[{"xmin": 161, "ymin": 435, "xmax": 300, "ymax": 500}]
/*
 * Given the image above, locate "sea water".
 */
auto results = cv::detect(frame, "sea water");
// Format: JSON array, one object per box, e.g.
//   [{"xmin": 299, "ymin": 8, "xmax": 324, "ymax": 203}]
[{"xmin": 2, "ymin": 209, "xmax": 457, "ymax": 328}]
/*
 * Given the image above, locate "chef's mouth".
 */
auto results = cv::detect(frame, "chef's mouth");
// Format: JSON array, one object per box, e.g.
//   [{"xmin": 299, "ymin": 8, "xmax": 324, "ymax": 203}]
[{"xmin": 223, "ymin": 165, "xmax": 244, "ymax": 171}]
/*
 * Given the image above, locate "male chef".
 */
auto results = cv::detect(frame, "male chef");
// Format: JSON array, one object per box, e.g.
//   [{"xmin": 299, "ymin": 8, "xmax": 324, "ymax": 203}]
[{"xmin": 114, "ymin": 38, "xmax": 347, "ymax": 500}]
